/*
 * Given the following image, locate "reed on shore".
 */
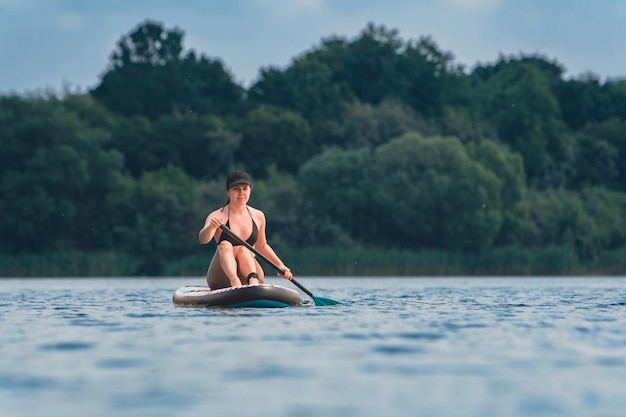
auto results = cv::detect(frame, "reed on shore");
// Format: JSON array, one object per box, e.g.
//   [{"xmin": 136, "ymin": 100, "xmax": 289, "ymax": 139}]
[{"xmin": 2, "ymin": 246, "xmax": 624, "ymax": 277}]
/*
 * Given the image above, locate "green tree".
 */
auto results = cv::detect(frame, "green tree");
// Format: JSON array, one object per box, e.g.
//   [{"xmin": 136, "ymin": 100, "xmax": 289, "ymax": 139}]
[
  {"xmin": 110, "ymin": 116, "xmax": 161, "ymax": 177},
  {"xmin": 337, "ymin": 98, "xmax": 431, "ymax": 148},
  {"xmin": 437, "ymin": 105, "xmax": 497, "ymax": 144},
  {"xmin": 524, "ymin": 187, "xmax": 626, "ymax": 260},
  {"xmin": 92, "ymin": 20, "xmax": 244, "ymax": 120},
  {"xmin": 372, "ymin": 133, "xmax": 503, "ymax": 251},
  {"xmin": 604, "ymin": 79, "xmax": 626, "ymax": 121},
  {"xmin": 467, "ymin": 140, "xmax": 529, "ymax": 245},
  {"xmin": 152, "ymin": 114, "xmax": 241, "ymax": 180},
  {"xmin": 556, "ymin": 74, "xmax": 611, "ymax": 130},
  {"xmin": 556, "ymin": 76, "xmax": 626, "ymax": 131},
  {"xmin": 0, "ymin": 95, "xmax": 123, "ymax": 253},
  {"xmin": 109, "ymin": 113, "xmax": 241, "ymax": 180},
  {"xmin": 237, "ymin": 105, "xmax": 313, "ymax": 178},
  {"xmin": 106, "ymin": 166, "xmax": 199, "ymax": 274},
  {"xmin": 575, "ymin": 119, "xmax": 626, "ymax": 192},
  {"xmin": 474, "ymin": 56, "xmax": 573, "ymax": 188},
  {"xmin": 397, "ymin": 36, "xmax": 465, "ymax": 117},
  {"xmin": 299, "ymin": 133, "xmax": 504, "ymax": 251},
  {"xmin": 298, "ymin": 146, "xmax": 373, "ymax": 244},
  {"xmin": 580, "ymin": 187, "xmax": 626, "ymax": 252},
  {"xmin": 249, "ymin": 57, "xmax": 351, "ymax": 124},
  {"xmin": 571, "ymin": 133, "xmax": 619, "ymax": 189},
  {"xmin": 334, "ymin": 23, "xmax": 405, "ymax": 105}
]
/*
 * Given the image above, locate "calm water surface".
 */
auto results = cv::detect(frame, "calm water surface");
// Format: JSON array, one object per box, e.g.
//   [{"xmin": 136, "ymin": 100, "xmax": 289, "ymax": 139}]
[{"xmin": 1, "ymin": 276, "xmax": 626, "ymax": 417}]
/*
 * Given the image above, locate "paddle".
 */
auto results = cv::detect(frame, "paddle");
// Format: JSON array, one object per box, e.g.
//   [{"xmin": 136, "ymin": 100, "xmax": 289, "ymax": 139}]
[{"xmin": 219, "ymin": 224, "xmax": 340, "ymax": 306}]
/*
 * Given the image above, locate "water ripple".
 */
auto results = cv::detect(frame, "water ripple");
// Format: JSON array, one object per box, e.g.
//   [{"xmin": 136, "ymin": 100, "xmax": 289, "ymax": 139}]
[
  {"xmin": 3, "ymin": 276, "xmax": 626, "ymax": 417},
  {"xmin": 38, "ymin": 341, "xmax": 96, "ymax": 351}
]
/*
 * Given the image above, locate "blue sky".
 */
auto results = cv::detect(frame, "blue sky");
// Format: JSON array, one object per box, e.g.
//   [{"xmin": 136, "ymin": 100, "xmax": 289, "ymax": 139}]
[{"xmin": 1, "ymin": 0, "xmax": 625, "ymax": 94}]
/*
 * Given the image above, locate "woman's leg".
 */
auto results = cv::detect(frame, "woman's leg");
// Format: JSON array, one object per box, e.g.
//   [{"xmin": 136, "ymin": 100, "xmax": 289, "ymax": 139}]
[
  {"xmin": 234, "ymin": 247, "xmax": 259, "ymax": 284},
  {"xmin": 206, "ymin": 252, "xmax": 231, "ymax": 290},
  {"xmin": 217, "ymin": 241, "xmax": 243, "ymax": 287},
  {"xmin": 254, "ymin": 258, "xmax": 265, "ymax": 284},
  {"xmin": 207, "ymin": 248, "xmax": 266, "ymax": 288}
]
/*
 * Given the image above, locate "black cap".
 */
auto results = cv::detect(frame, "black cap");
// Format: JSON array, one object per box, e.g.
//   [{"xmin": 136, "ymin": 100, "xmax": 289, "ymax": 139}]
[{"xmin": 226, "ymin": 171, "xmax": 253, "ymax": 189}]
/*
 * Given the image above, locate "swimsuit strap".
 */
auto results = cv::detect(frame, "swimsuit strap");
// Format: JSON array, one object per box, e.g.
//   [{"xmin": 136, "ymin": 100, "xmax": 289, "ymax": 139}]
[{"xmin": 218, "ymin": 205, "xmax": 258, "ymax": 246}]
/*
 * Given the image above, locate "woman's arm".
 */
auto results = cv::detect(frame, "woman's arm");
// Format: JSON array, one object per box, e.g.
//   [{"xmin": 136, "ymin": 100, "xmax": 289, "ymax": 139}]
[{"xmin": 198, "ymin": 210, "xmax": 223, "ymax": 244}]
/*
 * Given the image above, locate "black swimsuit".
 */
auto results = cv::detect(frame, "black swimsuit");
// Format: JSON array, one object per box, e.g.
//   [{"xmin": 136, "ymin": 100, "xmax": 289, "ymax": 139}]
[{"xmin": 218, "ymin": 206, "xmax": 259, "ymax": 246}]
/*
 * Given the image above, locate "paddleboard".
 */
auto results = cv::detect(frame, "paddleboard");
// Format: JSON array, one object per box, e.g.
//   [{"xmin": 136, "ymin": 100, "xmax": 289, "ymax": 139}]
[{"xmin": 172, "ymin": 284, "xmax": 303, "ymax": 308}]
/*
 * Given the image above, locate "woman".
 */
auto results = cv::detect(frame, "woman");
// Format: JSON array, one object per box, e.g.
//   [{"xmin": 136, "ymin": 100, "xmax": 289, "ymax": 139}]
[{"xmin": 198, "ymin": 171, "xmax": 293, "ymax": 289}]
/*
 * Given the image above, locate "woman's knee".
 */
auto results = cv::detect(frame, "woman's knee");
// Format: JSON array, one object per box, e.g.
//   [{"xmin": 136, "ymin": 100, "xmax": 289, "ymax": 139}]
[
  {"xmin": 217, "ymin": 241, "xmax": 234, "ymax": 254},
  {"xmin": 233, "ymin": 247, "xmax": 255, "ymax": 263}
]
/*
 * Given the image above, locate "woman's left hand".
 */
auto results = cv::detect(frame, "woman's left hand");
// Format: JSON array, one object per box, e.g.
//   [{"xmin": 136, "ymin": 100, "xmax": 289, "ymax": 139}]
[{"xmin": 280, "ymin": 266, "xmax": 293, "ymax": 280}]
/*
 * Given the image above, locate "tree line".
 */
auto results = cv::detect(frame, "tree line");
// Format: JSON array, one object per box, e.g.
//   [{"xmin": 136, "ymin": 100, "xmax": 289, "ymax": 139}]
[{"xmin": 1, "ymin": 20, "xmax": 625, "ymax": 276}]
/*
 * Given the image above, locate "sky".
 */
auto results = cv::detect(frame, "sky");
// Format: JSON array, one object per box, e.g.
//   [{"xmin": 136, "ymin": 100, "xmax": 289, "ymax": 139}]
[{"xmin": 1, "ymin": 0, "xmax": 625, "ymax": 94}]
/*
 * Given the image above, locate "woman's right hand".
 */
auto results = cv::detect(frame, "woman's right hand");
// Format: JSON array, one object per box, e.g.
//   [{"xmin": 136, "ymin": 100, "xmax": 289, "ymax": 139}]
[
  {"xmin": 199, "ymin": 214, "xmax": 224, "ymax": 244},
  {"xmin": 209, "ymin": 216, "xmax": 224, "ymax": 230}
]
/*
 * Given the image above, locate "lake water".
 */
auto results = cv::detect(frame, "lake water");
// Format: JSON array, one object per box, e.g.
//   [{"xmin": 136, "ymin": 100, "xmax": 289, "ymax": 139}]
[{"xmin": 1, "ymin": 276, "xmax": 626, "ymax": 417}]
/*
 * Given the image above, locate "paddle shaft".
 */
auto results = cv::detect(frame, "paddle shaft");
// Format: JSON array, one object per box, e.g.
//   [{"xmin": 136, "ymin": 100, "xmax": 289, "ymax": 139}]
[{"xmin": 219, "ymin": 225, "xmax": 314, "ymax": 298}]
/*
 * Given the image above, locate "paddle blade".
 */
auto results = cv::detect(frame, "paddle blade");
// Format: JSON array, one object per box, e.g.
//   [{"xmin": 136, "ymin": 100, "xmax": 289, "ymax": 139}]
[{"xmin": 311, "ymin": 294, "xmax": 341, "ymax": 306}]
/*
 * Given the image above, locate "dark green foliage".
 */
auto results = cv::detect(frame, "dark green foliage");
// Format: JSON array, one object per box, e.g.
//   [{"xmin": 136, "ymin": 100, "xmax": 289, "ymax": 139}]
[
  {"xmin": 105, "ymin": 166, "xmax": 200, "ymax": 275},
  {"xmin": 574, "ymin": 119, "xmax": 626, "ymax": 192},
  {"xmin": 92, "ymin": 20, "xmax": 244, "ymax": 120},
  {"xmin": 249, "ymin": 57, "xmax": 352, "ymax": 126},
  {"xmin": 236, "ymin": 105, "xmax": 313, "ymax": 177},
  {"xmin": 0, "ymin": 95, "xmax": 123, "ymax": 254},
  {"xmin": 2, "ymin": 21, "xmax": 626, "ymax": 276},
  {"xmin": 0, "ymin": 252, "xmax": 141, "ymax": 277},
  {"xmin": 524, "ymin": 187, "xmax": 626, "ymax": 260},
  {"xmin": 109, "ymin": 113, "xmax": 241, "ymax": 179},
  {"xmin": 472, "ymin": 56, "xmax": 573, "ymax": 188},
  {"xmin": 556, "ymin": 75, "xmax": 611, "ymax": 130},
  {"xmin": 337, "ymin": 99, "xmax": 432, "ymax": 148},
  {"xmin": 298, "ymin": 134, "xmax": 508, "ymax": 252}
]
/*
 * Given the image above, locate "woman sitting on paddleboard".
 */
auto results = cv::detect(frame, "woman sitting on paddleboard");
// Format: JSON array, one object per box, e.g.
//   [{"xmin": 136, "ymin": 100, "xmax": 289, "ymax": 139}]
[{"xmin": 198, "ymin": 171, "xmax": 293, "ymax": 289}]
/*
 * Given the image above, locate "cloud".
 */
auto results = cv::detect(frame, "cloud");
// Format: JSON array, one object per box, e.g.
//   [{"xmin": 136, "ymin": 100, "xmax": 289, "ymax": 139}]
[
  {"xmin": 447, "ymin": 0, "xmax": 500, "ymax": 11},
  {"xmin": 0, "ymin": 0, "xmax": 39, "ymax": 12},
  {"xmin": 0, "ymin": 0, "xmax": 22, "ymax": 7},
  {"xmin": 252, "ymin": 0, "xmax": 326, "ymax": 17},
  {"xmin": 55, "ymin": 11, "xmax": 86, "ymax": 30}
]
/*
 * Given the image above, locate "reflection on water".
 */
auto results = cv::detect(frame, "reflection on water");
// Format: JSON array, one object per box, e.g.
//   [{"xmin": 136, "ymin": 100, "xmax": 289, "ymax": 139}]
[{"xmin": 1, "ymin": 276, "xmax": 626, "ymax": 417}]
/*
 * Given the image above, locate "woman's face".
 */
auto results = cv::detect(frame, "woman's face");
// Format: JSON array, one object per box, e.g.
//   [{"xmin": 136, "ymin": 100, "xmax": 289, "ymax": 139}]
[{"xmin": 228, "ymin": 184, "xmax": 251, "ymax": 204}]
